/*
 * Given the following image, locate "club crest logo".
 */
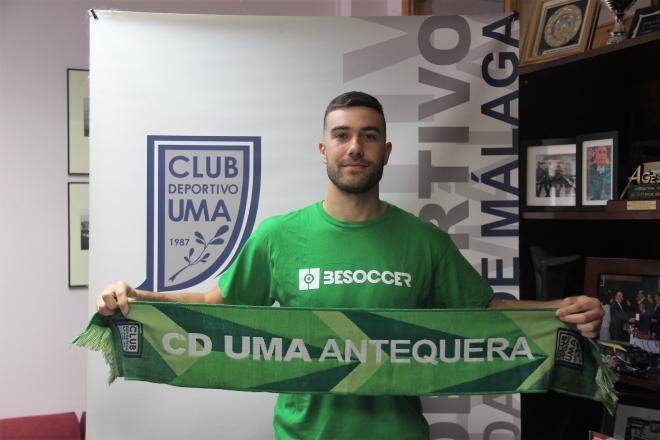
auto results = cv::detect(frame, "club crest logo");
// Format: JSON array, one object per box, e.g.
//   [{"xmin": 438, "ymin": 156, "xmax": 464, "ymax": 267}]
[
  {"xmin": 138, "ymin": 136, "xmax": 261, "ymax": 291},
  {"xmin": 115, "ymin": 320, "xmax": 142, "ymax": 357}
]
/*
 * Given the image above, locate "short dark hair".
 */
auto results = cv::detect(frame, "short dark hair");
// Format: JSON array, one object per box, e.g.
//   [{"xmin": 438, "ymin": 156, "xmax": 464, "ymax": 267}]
[{"xmin": 323, "ymin": 91, "xmax": 386, "ymax": 135}]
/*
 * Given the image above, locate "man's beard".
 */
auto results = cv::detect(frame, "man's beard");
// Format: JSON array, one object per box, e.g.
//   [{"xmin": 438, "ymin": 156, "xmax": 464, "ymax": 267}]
[{"xmin": 326, "ymin": 158, "xmax": 384, "ymax": 194}]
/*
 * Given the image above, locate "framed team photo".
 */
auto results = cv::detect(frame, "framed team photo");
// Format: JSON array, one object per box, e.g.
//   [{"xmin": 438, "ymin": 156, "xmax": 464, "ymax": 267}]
[
  {"xmin": 67, "ymin": 69, "xmax": 90, "ymax": 175},
  {"xmin": 579, "ymin": 132, "xmax": 617, "ymax": 207},
  {"xmin": 524, "ymin": 139, "xmax": 578, "ymax": 208}
]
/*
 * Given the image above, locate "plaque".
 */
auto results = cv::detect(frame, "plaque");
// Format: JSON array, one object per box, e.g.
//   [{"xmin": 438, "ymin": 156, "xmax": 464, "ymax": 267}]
[
  {"xmin": 629, "ymin": 5, "xmax": 660, "ymax": 38},
  {"xmin": 620, "ymin": 162, "xmax": 660, "ymax": 199},
  {"xmin": 628, "ymin": 184, "xmax": 660, "ymax": 200},
  {"xmin": 543, "ymin": 5, "xmax": 583, "ymax": 48}
]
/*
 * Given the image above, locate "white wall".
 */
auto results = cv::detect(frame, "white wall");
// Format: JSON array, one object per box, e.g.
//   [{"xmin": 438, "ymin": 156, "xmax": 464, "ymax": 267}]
[{"xmin": 0, "ymin": 0, "xmax": 405, "ymax": 420}]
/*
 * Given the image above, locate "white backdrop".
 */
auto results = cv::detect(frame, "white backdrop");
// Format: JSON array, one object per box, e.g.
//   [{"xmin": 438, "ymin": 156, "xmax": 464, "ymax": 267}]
[{"xmin": 89, "ymin": 11, "xmax": 519, "ymax": 439}]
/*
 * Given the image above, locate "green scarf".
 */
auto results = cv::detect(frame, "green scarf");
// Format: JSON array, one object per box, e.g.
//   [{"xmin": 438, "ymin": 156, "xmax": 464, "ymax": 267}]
[{"xmin": 74, "ymin": 301, "xmax": 616, "ymax": 413}]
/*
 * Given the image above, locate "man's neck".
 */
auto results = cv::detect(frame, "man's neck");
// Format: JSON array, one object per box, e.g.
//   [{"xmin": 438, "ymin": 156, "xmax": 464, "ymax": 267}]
[{"xmin": 323, "ymin": 184, "xmax": 385, "ymax": 222}]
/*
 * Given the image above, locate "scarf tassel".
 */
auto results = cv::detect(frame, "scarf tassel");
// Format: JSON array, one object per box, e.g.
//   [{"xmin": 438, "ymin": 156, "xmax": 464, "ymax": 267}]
[{"xmin": 72, "ymin": 320, "xmax": 119, "ymax": 384}]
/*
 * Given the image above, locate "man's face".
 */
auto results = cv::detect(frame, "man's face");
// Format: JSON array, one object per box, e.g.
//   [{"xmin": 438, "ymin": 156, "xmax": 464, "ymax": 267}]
[
  {"xmin": 616, "ymin": 292, "xmax": 623, "ymax": 303},
  {"xmin": 637, "ymin": 291, "xmax": 644, "ymax": 302},
  {"xmin": 320, "ymin": 106, "xmax": 392, "ymax": 194},
  {"xmin": 594, "ymin": 146, "xmax": 609, "ymax": 166}
]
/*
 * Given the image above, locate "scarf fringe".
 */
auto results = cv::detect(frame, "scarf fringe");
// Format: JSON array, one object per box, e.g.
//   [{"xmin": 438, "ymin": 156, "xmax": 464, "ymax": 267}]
[
  {"xmin": 590, "ymin": 340, "xmax": 618, "ymax": 415},
  {"xmin": 72, "ymin": 322, "xmax": 119, "ymax": 384}
]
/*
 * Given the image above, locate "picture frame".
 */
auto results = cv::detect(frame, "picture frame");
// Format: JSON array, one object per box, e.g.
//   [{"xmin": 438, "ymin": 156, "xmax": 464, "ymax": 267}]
[
  {"xmin": 523, "ymin": 139, "xmax": 578, "ymax": 209},
  {"xmin": 578, "ymin": 131, "xmax": 618, "ymax": 207},
  {"xmin": 583, "ymin": 257, "xmax": 660, "ymax": 297},
  {"xmin": 628, "ymin": 5, "xmax": 660, "ymax": 39},
  {"xmin": 584, "ymin": 257, "xmax": 660, "ymax": 341},
  {"xmin": 67, "ymin": 69, "xmax": 89, "ymax": 175},
  {"xmin": 521, "ymin": 0, "xmax": 601, "ymax": 65},
  {"xmin": 68, "ymin": 182, "xmax": 89, "ymax": 287}
]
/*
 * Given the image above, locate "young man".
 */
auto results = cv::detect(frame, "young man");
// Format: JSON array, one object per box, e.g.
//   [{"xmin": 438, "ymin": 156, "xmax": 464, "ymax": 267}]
[{"xmin": 98, "ymin": 91, "xmax": 603, "ymax": 439}]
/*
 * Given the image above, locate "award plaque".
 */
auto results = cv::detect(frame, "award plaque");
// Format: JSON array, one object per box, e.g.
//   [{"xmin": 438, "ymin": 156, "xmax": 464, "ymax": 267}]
[
  {"xmin": 522, "ymin": 0, "xmax": 601, "ymax": 65},
  {"xmin": 543, "ymin": 5, "xmax": 583, "ymax": 49},
  {"xmin": 620, "ymin": 161, "xmax": 660, "ymax": 199},
  {"xmin": 629, "ymin": 5, "xmax": 660, "ymax": 38}
]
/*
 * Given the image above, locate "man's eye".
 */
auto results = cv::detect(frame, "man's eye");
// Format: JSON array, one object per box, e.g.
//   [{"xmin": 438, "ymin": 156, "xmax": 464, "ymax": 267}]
[
  {"xmin": 335, "ymin": 132, "xmax": 349, "ymax": 140},
  {"xmin": 364, "ymin": 133, "xmax": 378, "ymax": 141}
]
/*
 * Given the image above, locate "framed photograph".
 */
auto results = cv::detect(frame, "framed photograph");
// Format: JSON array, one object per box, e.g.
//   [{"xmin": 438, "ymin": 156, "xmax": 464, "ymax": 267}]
[
  {"xmin": 521, "ymin": 0, "xmax": 601, "ymax": 65},
  {"xmin": 579, "ymin": 131, "xmax": 618, "ymax": 207},
  {"xmin": 67, "ymin": 69, "xmax": 89, "ymax": 175},
  {"xmin": 628, "ymin": 5, "xmax": 660, "ymax": 39},
  {"xmin": 68, "ymin": 182, "xmax": 89, "ymax": 287},
  {"xmin": 613, "ymin": 404, "xmax": 660, "ymax": 440},
  {"xmin": 524, "ymin": 139, "xmax": 577, "ymax": 208},
  {"xmin": 600, "ymin": 393, "xmax": 660, "ymax": 438},
  {"xmin": 584, "ymin": 257, "xmax": 660, "ymax": 342}
]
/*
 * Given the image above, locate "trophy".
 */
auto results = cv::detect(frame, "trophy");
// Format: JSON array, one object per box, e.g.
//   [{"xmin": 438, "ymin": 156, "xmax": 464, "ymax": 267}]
[{"xmin": 601, "ymin": 0, "xmax": 637, "ymax": 44}]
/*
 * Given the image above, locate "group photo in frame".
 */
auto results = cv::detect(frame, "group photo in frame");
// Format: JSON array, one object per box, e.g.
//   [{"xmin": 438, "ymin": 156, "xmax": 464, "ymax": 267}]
[
  {"xmin": 68, "ymin": 182, "xmax": 89, "ymax": 287},
  {"xmin": 67, "ymin": 68, "xmax": 90, "ymax": 175},
  {"xmin": 524, "ymin": 139, "xmax": 578, "ymax": 208},
  {"xmin": 521, "ymin": 0, "xmax": 601, "ymax": 65},
  {"xmin": 579, "ymin": 131, "xmax": 618, "ymax": 207}
]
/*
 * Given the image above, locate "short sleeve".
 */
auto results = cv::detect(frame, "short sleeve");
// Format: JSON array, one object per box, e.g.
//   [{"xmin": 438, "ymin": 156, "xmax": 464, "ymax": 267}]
[
  {"xmin": 218, "ymin": 225, "xmax": 273, "ymax": 306},
  {"xmin": 431, "ymin": 238, "xmax": 493, "ymax": 309}
]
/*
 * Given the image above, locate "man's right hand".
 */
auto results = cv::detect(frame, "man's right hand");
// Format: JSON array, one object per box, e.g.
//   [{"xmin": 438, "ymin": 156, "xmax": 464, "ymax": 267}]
[{"xmin": 97, "ymin": 281, "xmax": 138, "ymax": 316}]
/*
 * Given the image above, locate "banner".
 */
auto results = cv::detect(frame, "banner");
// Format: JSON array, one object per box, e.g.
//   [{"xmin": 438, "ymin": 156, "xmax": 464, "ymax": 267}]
[{"xmin": 90, "ymin": 11, "xmax": 519, "ymax": 439}]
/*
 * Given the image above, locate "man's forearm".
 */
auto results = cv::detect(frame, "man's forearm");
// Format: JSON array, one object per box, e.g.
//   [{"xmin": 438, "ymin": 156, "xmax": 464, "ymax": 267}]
[
  {"xmin": 135, "ymin": 287, "xmax": 224, "ymax": 305},
  {"xmin": 488, "ymin": 297, "xmax": 562, "ymax": 309}
]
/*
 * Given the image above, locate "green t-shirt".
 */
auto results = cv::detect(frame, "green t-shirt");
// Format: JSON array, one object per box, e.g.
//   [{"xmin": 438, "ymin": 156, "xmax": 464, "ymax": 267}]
[{"xmin": 219, "ymin": 201, "xmax": 493, "ymax": 439}]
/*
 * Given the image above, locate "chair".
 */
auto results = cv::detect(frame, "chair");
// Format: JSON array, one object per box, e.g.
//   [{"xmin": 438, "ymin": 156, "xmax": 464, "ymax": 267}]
[{"xmin": 529, "ymin": 246, "xmax": 583, "ymax": 301}]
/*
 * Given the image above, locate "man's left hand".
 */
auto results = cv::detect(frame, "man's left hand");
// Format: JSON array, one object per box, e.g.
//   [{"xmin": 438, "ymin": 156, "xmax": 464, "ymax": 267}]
[{"xmin": 555, "ymin": 295, "xmax": 603, "ymax": 339}]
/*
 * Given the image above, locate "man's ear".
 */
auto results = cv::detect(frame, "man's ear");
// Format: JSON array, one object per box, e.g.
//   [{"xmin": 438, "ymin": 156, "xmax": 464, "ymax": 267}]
[
  {"xmin": 384, "ymin": 142, "xmax": 392, "ymax": 165},
  {"xmin": 319, "ymin": 142, "xmax": 327, "ymax": 163}
]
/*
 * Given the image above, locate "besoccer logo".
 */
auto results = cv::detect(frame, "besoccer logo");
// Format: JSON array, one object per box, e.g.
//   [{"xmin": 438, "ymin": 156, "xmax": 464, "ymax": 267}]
[{"xmin": 299, "ymin": 268, "xmax": 320, "ymax": 290}]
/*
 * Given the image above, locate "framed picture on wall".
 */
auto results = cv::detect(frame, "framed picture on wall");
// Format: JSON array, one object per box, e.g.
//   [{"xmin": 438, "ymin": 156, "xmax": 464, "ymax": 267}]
[
  {"xmin": 578, "ymin": 132, "xmax": 618, "ymax": 207},
  {"xmin": 68, "ymin": 182, "xmax": 89, "ymax": 287},
  {"xmin": 67, "ymin": 69, "xmax": 89, "ymax": 175},
  {"xmin": 521, "ymin": 0, "xmax": 601, "ymax": 65},
  {"xmin": 523, "ymin": 139, "xmax": 578, "ymax": 209}
]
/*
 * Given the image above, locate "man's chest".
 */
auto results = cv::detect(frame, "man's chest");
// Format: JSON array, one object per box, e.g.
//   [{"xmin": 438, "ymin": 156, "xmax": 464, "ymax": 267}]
[{"xmin": 269, "ymin": 232, "xmax": 434, "ymax": 309}]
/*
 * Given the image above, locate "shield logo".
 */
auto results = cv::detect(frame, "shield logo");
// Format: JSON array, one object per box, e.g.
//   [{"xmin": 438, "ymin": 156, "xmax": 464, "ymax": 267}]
[{"xmin": 138, "ymin": 135, "xmax": 261, "ymax": 291}]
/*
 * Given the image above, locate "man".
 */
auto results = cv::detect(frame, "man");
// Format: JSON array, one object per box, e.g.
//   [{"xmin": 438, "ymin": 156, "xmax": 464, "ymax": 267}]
[
  {"xmin": 635, "ymin": 289, "xmax": 652, "ymax": 313},
  {"xmin": 587, "ymin": 145, "xmax": 612, "ymax": 201},
  {"xmin": 609, "ymin": 290, "xmax": 629, "ymax": 342},
  {"xmin": 98, "ymin": 92, "xmax": 602, "ymax": 439},
  {"xmin": 650, "ymin": 293, "xmax": 660, "ymax": 340}
]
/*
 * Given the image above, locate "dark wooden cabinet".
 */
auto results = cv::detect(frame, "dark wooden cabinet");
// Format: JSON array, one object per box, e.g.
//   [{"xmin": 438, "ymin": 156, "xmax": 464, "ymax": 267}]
[{"xmin": 519, "ymin": 31, "xmax": 660, "ymax": 439}]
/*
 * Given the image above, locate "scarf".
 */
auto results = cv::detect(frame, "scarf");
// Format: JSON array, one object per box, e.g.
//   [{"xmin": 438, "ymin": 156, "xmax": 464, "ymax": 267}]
[{"xmin": 73, "ymin": 301, "xmax": 617, "ymax": 413}]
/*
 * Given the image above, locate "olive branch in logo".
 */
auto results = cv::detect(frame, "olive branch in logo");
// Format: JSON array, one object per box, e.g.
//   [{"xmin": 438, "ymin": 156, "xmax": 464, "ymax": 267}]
[{"xmin": 169, "ymin": 225, "xmax": 229, "ymax": 282}]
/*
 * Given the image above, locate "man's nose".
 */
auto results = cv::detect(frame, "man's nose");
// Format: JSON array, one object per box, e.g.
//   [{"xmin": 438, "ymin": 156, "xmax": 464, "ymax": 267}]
[{"xmin": 346, "ymin": 135, "xmax": 363, "ymax": 157}]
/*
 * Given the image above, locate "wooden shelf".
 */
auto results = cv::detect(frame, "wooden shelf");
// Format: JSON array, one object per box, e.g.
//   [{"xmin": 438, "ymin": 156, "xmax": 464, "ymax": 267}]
[
  {"xmin": 522, "ymin": 210, "xmax": 660, "ymax": 220},
  {"xmin": 519, "ymin": 30, "xmax": 660, "ymax": 75}
]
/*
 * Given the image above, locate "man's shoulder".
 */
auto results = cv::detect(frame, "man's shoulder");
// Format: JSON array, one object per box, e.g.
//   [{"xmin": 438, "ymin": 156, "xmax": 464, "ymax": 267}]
[
  {"xmin": 385, "ymin": 203, "xmax": 450, "ymax": 239},
  {"xmin": 255, "ymin": 203, "xmax": 318, "ymax": 233}
]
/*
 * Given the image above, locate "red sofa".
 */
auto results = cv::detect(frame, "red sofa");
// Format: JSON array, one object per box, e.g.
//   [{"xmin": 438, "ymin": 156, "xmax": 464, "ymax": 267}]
[{"xmin": 0, "ymin": 411, "xmax": 85, "ymax": 439}]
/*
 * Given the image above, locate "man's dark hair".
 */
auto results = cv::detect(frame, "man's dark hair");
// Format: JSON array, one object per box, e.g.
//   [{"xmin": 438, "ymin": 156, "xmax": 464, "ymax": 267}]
[{"xmin": 323, "ymin": 91, "xmax": 386, "ymax": 135}]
